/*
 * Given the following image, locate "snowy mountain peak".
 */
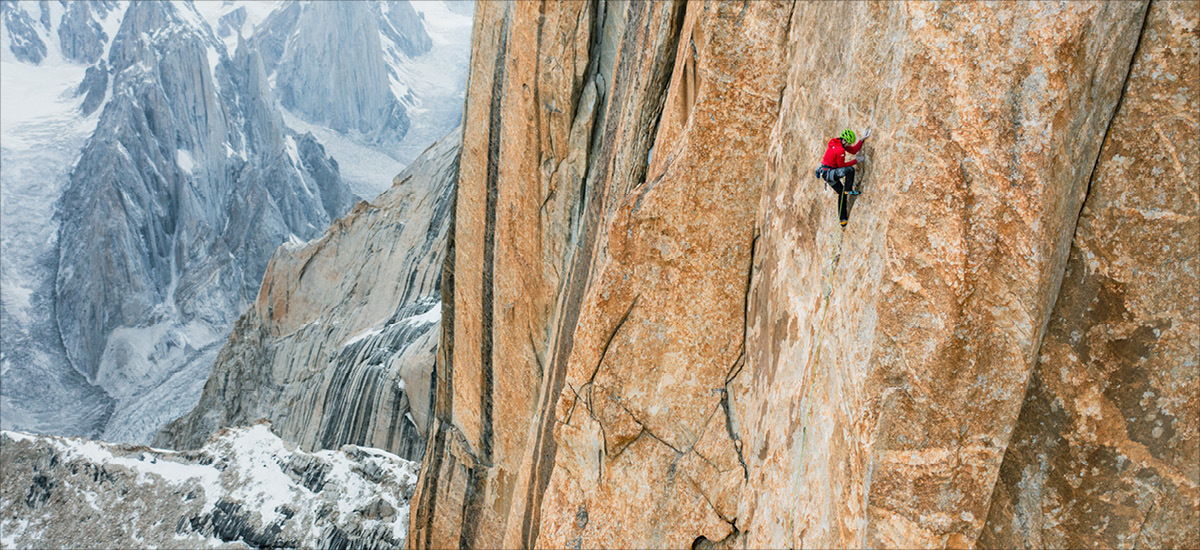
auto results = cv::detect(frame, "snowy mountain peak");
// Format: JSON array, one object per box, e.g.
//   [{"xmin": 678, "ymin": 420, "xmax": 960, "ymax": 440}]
[
  {"xmin": 1, "ymin": 0, "xmax": 124, "ymax": 66},
  {"xmin": 51, "ymin": 0, "xmax": 356, "ymax": 444},
  {"xmin": 377, "ymin": 0, "xmax": 432, "ymax": 58},
  {"xmin": 266, "ymin": 1, "xmax": 415, "ymax": 146},
  {"xmin": 3, "ymin": 0, "xmax": 470, "ymax": 451}
]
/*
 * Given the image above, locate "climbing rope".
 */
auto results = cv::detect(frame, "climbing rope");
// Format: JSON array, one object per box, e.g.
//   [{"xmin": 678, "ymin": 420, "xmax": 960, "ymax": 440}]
[{"xmin": 789, "ymin": 222, "xmax": 845, "ymax": 538}]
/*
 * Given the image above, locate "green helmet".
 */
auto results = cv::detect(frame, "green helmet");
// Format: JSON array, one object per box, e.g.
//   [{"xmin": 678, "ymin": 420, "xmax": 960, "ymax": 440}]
[{"xmin": 840, "ymin": 129, "xmax": 857, "ymax": 143}]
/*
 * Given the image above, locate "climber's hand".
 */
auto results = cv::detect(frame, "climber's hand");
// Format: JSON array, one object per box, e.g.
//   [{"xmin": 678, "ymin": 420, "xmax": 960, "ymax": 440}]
[{"xmin": 862, "ymin": 128, "xmax": 872, "ymax": 140}]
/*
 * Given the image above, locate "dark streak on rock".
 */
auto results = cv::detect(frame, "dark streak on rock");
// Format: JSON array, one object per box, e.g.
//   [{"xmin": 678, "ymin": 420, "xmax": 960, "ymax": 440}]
[
  {"xmin": 458, "ymin": 7, "xmax": 512, "ymax": 548},
  {"xmin": 478, "ymin": 0, "xmax": 511, "ymax": 470},
  {"xmin": 416, "ymin": 421, "xmax": 448, "ymax": 550},
  {"xmin": 519, "ymin": 3, "xmax": 689, "ymax": 547}
]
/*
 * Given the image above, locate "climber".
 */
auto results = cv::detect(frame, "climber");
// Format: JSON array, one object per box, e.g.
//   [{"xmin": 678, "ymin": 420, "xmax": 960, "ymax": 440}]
[
  {"xmin": 813, "ymin": 128, "xmax": 871, "ymax": 196},
  {"xmin": 814, "ymin": 128, "xmax": 871, "ymax": 226}
]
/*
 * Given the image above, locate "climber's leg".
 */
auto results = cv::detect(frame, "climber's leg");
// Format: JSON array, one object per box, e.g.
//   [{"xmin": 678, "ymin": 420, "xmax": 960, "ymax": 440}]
[
  {"xmin": 843, "ymin": 166, "xmax": 859, "ymax": 195},
  {"xmin": 838, "ymin": 185, "xmax": 850, "ymax": 226}
]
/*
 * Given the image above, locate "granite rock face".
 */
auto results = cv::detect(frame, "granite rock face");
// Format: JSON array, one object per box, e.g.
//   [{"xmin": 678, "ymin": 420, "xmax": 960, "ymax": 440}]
[
  {"xmin": 980, "ymin": 3, "xmax": 1199, "ymax": 548},
  {"xmin": 75, "ymin": 59, "xmax": 108, "ymax": 116},
  {"xmin": 1, "ymin": 424, "xmax": 419, "ymax": 549},
  {"xmin": 56, "ymin": 0, "xmax": 116, "ymax": 64},
  {"xmin": 409, "ymin": 0, "xmax": 1197, "ymax": 548},
  {"xmin": 535, "ymin": 3, "xmax": 791, "ymax": 547},
  {"xmin": 734, "ymin": 2, "xmax": 1150, "ymax": 548},
  {"xmin": 156, "ymin": 132, "xmax": 460, "ymax": 462},
  {"xmin": 257, "ymin": 1, "xmax": 432, "ymax": 147},
  {"xmin": 409, "ymin": 2, "xmax": 695, "ymax": 547}
]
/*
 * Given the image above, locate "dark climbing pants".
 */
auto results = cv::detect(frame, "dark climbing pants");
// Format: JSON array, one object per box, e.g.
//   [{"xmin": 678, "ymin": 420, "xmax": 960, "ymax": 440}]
[
  {"xmin": 816, "ymin": 165, "xmax": 856, "ymax": 223},
  {"xmin": 814, "ymin": 165, "xmax": 857, "ymax": 223},
  {"xmin": 824, "ymin": 166, "xmax": 855, "ymax": 194}
]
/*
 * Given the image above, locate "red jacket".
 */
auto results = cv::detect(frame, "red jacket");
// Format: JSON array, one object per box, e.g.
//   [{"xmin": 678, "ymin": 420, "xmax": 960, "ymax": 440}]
[{"xmin": 821, "ymin": 137, "xmax": 863, "ymax": 168}]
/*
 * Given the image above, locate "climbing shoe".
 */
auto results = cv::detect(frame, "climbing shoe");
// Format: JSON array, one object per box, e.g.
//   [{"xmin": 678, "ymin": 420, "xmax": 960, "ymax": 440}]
[{"xmin": 847, "ymin": 189, "xmax": 861, "ymax": 196}]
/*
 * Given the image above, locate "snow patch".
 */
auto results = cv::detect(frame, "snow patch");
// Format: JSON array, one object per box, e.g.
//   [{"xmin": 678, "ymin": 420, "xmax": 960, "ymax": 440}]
[
  {"xmin": 207, "ymin": 46, "xmax": 222, "ymax": 94},
  {"xmin": 342, "ymin": 326, "xmax": 385, "ymax": 349},
  {"xmin": 0, "ymin": 518, "xmax": 29, "ymax": 548},
  {"xmin": 1, "ymin": 429, "xmax": 36, "ymax": 443},
  {"xmin": 405, "ymin": 302, "xmax": 442, "ymax": 326},
  {"xmin": 176, "ymin": 148, "xmax": 195, "ymax": 174},
  {"xmin": 340, "ymin": 301, "xmax": 441, "ymax": 350},
  {"xmin": 284, "ymin": 133, "xmax": 302, "ymax": 166},
  {"xmin": 279, "ymin": 107, "xmax": 404, "ymax": 199}
]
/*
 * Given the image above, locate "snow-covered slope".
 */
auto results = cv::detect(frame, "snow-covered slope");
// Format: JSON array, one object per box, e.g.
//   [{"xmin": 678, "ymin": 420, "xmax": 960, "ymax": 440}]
[
  {"xmin": 192, "ymin": 0, "xmax": 282, "ymax": 53},
  {"xmin": 389, "ymin": 1, "xmax": 473, "ymax": 169},
  {"xmin": 0, "ymin": 423, "xmax": 419, "ymax": 548}
]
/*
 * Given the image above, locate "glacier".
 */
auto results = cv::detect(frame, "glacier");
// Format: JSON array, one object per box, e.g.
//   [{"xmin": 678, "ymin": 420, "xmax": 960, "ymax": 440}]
[{"xmin": 1, "ymin": 0, "xmax": 125, "ymax": 437}]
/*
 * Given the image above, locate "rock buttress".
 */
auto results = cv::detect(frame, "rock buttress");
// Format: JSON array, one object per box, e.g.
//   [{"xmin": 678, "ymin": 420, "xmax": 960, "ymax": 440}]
[
  {"xmin": 980, "ymin": 2, "xmax": 1199, "ymax": 548},
  {"xmin": 407, "ymin": 1, "xmax": 697, "ymax": 547},
  {"xmin": 155, "ymin": 133, "xmax": 460, "ymax": 460},
  {"xmin": 731, "ymin": 2, "xmax": 1149, "ymax": 548},
  {"xmin": 533, "ymin": 2, "xmax": 792, "ymax": 548}
]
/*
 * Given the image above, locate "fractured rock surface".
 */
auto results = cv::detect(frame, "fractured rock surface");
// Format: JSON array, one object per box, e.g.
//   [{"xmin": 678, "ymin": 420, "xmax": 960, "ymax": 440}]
[
  {"xmin": 735, "ymin": 2, "xmax": 1149, "ymax": 548},
  {"xmin": 409, "ymin": 2, "xmax": 698, "ymax": 547},
  {"xmin": 980, "ymin": 2, "xmax": 1200, "ymax": 548},
  {"xmin": 537, "ymin": 2, "xmax": 791, "ymax": 547},
  {"xmin": 409, "ymin": 0, "xmax": 1197, "ymax": 548}
]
